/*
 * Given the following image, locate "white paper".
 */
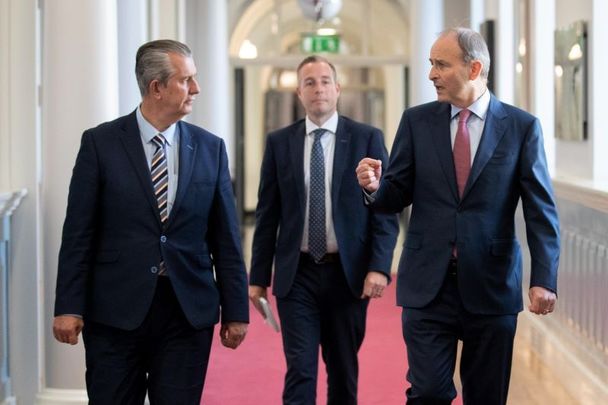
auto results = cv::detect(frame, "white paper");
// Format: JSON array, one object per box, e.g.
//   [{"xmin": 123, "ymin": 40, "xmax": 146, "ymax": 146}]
[{"xmin": 258, "ymin": 297, "xmax": 280, "ymax": 332}]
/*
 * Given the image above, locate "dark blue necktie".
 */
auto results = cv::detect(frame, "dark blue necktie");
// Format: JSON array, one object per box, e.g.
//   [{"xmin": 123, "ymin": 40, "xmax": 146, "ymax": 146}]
[{"xmin": 308, "ymin": 129, "xmax": 327, "ymax": 262}]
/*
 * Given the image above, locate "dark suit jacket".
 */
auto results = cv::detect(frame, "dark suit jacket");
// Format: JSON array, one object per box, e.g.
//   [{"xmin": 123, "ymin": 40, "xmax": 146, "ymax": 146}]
[
  {"xmin": 371, "ymin": 94, "xmax": 560, "ymax": 315},
  {"xmin": 54, "ymin": 111, "xmax": 249, "ymax": 330},
  {"xmin": 250, "ymin": 116, "xmax": 399, "ymax": 298}
]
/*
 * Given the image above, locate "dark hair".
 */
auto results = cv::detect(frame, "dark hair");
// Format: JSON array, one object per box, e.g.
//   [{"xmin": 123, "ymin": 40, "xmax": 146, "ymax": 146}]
[
  {"xmin": 296, "ymin": 55, "xmax": 338, "ymax": 83},
  {"xmin": 440, "ymin": 27, "xmax": 491, "ymax": 80},
  {"xmin": 135, "ymin": 39, "xmax": 192, "ymax": 96}
]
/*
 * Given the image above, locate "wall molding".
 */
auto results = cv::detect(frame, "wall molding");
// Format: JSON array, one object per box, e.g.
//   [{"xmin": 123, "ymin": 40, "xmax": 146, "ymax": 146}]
[
  {"xmin": 35, "ymin": 388, "xmax": 87, "ymax": 405},
  {"xmin": 554, "ymin": 177, "xmax": 608, "ymax": 213}
]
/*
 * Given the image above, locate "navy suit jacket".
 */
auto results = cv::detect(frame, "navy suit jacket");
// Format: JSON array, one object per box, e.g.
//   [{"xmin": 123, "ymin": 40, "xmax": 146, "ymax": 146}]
[
  {"xmin": 250, "ymin": 116, "xmax": 399, "ymax": 298},
  {"xmin": 54, "ymin": 111, "xmax": 249, "ymax": 330},
  {"xmin": 372, "ymin": 95, "xmax": 560, "ymax": 314}
]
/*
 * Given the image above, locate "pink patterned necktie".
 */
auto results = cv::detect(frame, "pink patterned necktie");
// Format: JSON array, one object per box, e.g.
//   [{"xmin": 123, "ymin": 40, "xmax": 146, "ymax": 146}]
[{"xmin": 453, "ymin": 109, "xmax": 471, "ymax": 197}]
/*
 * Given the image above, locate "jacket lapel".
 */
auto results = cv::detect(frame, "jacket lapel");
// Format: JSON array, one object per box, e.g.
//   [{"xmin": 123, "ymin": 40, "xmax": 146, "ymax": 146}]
[
  {"xmin": 430, "ymin": 103, "xmax": 459, "ymax": 202},
  {"xmin": 289, "ymin": 122, "xmax": 307, "ymax": 216},
  {"xmin": 119, "ymin": 111, "xmax": 162, "ymax": 227},
  {"xmin": 462, "ymin": 95, "xmax": 507, "ymax": 199},
  {"xmin": 331, "ymin": 117, "xmax": 350, "ymax": 204},
  {"xmin": 166, "ymin": 121, "xmax": 197, "ymax": 229}
]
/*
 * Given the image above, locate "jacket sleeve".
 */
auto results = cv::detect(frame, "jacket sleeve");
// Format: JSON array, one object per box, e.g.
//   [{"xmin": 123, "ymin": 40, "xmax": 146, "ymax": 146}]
[
  {"xmin": 366, "ymin": 128, "xmax": 400, "ymax": 278},
  {"xmin": 249, "ymin": 135, "xmax": 281, "ymax": 287},
  {"xmin": 519, "ymin": 118, "xmax": 560, "ymax": 292},
  {"xmin": 54, "ymin": 130, "xmax": 100, "ymax": 317},
  {"xmin": 374, "ymin": 109, "xmax": 416, "ymax": 213},
  {"xmin": 208, "ymin": 139, "xmax": 250, "ymax": 323}
]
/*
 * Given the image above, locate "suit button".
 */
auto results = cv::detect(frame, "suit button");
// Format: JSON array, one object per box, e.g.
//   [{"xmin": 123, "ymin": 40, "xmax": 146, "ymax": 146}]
[
  {"xmin": 160, "ymin": 235, "xmax": 167, "ymax": 243},
  {"xmin": 151, "ymin": 266, "xmax": 158, "ymax": 274}
]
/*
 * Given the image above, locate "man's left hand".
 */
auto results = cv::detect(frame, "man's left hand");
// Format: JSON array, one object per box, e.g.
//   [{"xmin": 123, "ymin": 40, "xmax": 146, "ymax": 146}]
[
  {"xmin": 528, "ymin": 286, "xmax": 557, "ymax": 315},
  {"xmin": 361, "ymin": 271, "xmax": 388, "ymax": 299},
  {"xmin": 220, "ymin": 322, "xmax": 248, "ymax": 349}
]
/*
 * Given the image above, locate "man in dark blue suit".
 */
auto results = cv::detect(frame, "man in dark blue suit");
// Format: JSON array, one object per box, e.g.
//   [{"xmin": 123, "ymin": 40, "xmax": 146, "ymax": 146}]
[
  {"xmin": 249, "ymin": 55, "xmax": 399, "ymax": 404},
  {"xmin": 357, "ymin": 28, "xmax": 560, "ymax": 404},
  {"xmin": 52, "ymin": 40, "xmax": 249, "ymax": 404}
]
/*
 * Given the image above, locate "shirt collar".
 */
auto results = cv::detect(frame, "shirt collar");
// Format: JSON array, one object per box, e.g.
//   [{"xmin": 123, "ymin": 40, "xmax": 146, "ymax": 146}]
[
  {"xmin": 305, "ymin": 111, "xmax": 339, "ymax": 136},
  {"xmin": 450, "ymin": 89, "xmax": 491, "ymax": 121},
  {"xmin": 136, "ymin": 105, "xmax": 177, "ymax": 146}
]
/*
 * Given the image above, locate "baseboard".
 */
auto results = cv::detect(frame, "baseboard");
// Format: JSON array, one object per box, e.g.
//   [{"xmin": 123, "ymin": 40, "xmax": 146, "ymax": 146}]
[{"xmin": 35, "ymin": 388, "xmax": 88, "ymax": 405}]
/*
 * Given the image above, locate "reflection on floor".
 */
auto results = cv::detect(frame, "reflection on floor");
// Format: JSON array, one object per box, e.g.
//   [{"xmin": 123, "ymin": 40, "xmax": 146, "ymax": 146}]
[
  {"xmin": 508, "ymin": 330, "xmax": 578, "ymax": 404},
  {"xmin": 239, "ymin": 223, "xmax": 605, "ymax": 404}
]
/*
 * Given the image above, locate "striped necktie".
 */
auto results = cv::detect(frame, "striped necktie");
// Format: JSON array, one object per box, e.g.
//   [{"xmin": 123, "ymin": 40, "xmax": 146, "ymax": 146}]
[{"xmin": 151, "ymin": 134, "xmax": 169, "ymax": 224}]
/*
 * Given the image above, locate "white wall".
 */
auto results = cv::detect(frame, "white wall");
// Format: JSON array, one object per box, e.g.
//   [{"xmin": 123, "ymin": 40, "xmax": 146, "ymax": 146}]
[
  {"xmin": 1, "ymin": 1, "xmax": 42, "ymax": 405},
  {"xmin": 554, "ymin": 0, "xmax": 593, "ymax": 180}
]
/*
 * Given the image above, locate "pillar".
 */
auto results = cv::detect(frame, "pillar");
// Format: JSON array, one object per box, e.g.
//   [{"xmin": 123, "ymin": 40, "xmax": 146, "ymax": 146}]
[{"xmin": 37, "ymin": 1, "xmax": 118, "ymax": 403}]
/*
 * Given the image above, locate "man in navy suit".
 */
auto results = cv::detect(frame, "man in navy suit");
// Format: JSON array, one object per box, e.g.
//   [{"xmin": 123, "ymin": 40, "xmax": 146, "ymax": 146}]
[
  {"xmin": 357, "ymin": 28, "xmax": 560, "ymax": 404},
  {"xmin": 52, "ymin": 40, "xmax": 249, "ymax": 404},
  {"xmin": 249, "ymin": 55, "xmax": 399, "ymax": 404}
]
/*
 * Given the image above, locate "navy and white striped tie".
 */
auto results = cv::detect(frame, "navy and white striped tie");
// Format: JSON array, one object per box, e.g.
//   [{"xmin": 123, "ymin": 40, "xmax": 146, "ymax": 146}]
[
  {"xmin": 151, "ymin": 134, "xmax": 169, "ymax": 224},
  {"xmin": 151, "ymin": 134, "xmax": 169, "ymax": 275}
]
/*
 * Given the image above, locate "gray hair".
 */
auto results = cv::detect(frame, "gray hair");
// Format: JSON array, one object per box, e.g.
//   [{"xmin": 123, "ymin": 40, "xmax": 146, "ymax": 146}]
[
  {"xmin": 440, "ymin": 27, "xmax": 491, "ymax": 80},
  {"xmin": 297, "ymin": 55, "xmax": 338, "ymax": 83},
  {"xmin": 135, "ymin": 39, "xmax": 192, "ymax": 96}
]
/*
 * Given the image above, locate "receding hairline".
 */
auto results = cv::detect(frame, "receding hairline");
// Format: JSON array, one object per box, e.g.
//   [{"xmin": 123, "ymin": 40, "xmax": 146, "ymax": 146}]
[
  {"xmin": 296, "ymin": 55, "xmax": 338, "ymax": 82},
  {"xmin": 435, "ymin": 27, "xmax": 491, "ymax": 80}
]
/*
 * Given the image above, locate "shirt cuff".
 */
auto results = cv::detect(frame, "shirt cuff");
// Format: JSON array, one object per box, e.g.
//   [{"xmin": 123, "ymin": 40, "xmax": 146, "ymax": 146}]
[{"xmin": 363, "ymin": 189, "xmax": 377, "ymax": 205}]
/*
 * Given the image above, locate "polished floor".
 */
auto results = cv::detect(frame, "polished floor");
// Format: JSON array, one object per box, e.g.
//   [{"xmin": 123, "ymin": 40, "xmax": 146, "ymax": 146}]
[
  {"xmin": 240, "ymin": 223, "xmax": 606, "ymax": 404},
  {"xmin": 507, "ymin": 331, "xmax": 577, "ymax": 404}
]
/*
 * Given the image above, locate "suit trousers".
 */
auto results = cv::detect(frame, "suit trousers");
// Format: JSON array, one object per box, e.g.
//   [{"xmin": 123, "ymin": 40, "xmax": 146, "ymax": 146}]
[
  {"xmin": 82, "ymin": 277, "xmax": 214, "ymax": 405},
  {"xmin": 401, "ymin": 269, "xmax": 517, "ymax": 405},
  {"xmin": 277, "ymin": 254, "xmax": 369, "ymax": 405}
]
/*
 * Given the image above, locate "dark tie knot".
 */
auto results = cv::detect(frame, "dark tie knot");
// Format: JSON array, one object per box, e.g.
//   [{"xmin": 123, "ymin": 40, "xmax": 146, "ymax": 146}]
[
  {"xmin": 458, "ymin": 109, "xmax": 471, "ymax": 123},
  {"xmin": 312, "ymin": 129, "xmax": 325, "ymax": 141},
  {"xmin": 152, "ymin": 134, "xmax": 167, "ymax": 148}
]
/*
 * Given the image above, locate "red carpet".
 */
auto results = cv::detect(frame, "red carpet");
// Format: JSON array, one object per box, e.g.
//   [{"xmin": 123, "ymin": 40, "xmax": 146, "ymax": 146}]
[{"xmin": 202, "ymin": 284, "xmax": 463, "ymax": 404}]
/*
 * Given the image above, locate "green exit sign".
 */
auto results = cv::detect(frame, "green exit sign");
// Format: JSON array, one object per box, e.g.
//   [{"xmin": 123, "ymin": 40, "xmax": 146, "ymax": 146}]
[{"xmin": 301, "ymin": 34, "xmax": 340, "ymax": 53}]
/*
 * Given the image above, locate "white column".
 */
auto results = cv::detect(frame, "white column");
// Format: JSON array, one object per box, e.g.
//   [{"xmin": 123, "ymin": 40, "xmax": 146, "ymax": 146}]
[
  {"xmin": 0, "ymin": 0, "xmax": 9, "ymax": 190},
  {"xmin": 38, "ymin": 1, "xmax": 118, "ymax": 403},
  {"xmin": 383, "ymin": 65, "xmax": 405, "ymax": 150},
  {"xmin": 244, "ymin": 66, "xmax": 263, "ymax": 213},
  {"xmin": 409, "ymin": 0, "xmax": 444, "ymax": 106},
  {"xmin": 470, "ymin": 0, "xmax": 485, "ymax": 30},
  {"xmin": 150, "ymin": 0, "xmax": 181, "ymax": 40},
  {"xmin": 117, "ymin": 0, "xmax": 148, "ymax": 115},
  {"xmin": 591, "ymin": 0, "xmax": 608, "ymax": 183},
  {"xmin": 529, "ymin": 0, "xmax": 556, "ymax": 175},
  {"xmin": 2, "ymin": 0, "xmax": 41, "ymax": 404},
  {"xmin": 495, "ymin": 0, "xmax": 515, "ymax": 103},
  {"xmin": 186, "ymin": 0, "xmax": 233, "ymax": 170}
]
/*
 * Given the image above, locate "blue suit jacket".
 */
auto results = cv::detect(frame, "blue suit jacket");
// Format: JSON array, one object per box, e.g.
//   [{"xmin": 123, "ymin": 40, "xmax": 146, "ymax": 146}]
[
  {"xmin": 250, "ymin": 116, "xmax": 399, "ymax": 298},
  {"xmin": 54, "ymin": 111, "xmax": 249, "ymax": 330},
  {"xmin": 372, "ymin": 95, "xmax": 560, "ymax": 314}
]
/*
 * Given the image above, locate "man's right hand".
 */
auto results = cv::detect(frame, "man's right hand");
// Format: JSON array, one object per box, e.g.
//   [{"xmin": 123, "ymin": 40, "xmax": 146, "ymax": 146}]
[
  {"xmin": 248, "ymin": 285, "xmax": 268, "ymax": 318},
  {"xmin": 356, "ymin": 158, "xmax": 382, "ymax": 193},
  {"xmin": 53, "ymin": 315, "xmax": 84, "ymax": 345}
]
